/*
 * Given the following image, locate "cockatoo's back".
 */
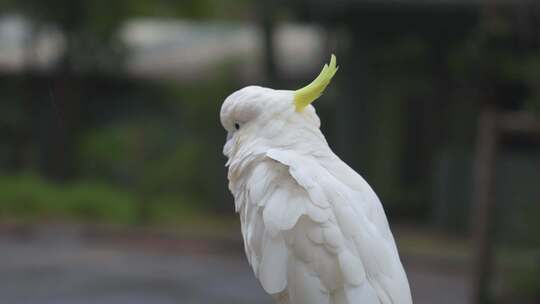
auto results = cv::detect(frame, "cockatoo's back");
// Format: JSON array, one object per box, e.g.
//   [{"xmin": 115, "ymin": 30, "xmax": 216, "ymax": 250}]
[
  {"xmin": 221, "ymin": 55, "xmax": 412, "ymax": 304},
  {"xmin": 230, "ymin": 149, "xmax": 411, "ymax": 304}
]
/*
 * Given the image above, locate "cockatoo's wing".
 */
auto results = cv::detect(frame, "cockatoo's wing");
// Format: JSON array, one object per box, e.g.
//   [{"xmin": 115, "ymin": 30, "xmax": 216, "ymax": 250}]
[{"xmin": 234, "ymin": 149, "xmax": 412, "ymax": 304}]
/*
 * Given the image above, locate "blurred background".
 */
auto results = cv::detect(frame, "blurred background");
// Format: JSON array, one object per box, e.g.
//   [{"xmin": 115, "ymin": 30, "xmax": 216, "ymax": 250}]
[{"xmin": 0, "ymin": 0, "xmax": 539, "ymax": 303}]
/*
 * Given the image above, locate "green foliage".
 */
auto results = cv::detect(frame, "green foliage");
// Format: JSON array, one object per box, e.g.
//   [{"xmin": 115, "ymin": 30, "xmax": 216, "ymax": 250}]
[
  {"xmin": 0, "ymin": 174, "xmax": 208, "ymax": 225},
  {"xmin": 508, "ymin": 259, "xmax": 540, "ymax": 299},
  {"xmin": 128, "ymin": 0, "xmax": 252, "ymax": 19},
  {"xmin": 77, "ymin": 68, "xmax": 235, "ymax": 212},
  {"xmin": 80, "ymin": 121, "xmax": 204, "ymax": 197},
  {"xmin": 361, "ymin": 37, "xmax": 433, "ymax": 213},
  {"xmin": 498, "ymin": 249, "xmax": 540, "ymax": 302},
  {"xmin": 0, "ymin": 175, "xmax": 138, "ymax": 223},
  {"xmin": 448, "ymin": 20, "xmax": 540, "ymax": 113},
  {"xmin": 514, "ymin": 56, "xmax": 540, "ymax": 113}
]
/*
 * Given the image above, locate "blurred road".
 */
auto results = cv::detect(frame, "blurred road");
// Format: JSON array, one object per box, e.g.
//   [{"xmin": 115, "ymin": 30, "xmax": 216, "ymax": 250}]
[{"xmin": 0, "ymin": 226, "xmax": 470, "ymax": 304}]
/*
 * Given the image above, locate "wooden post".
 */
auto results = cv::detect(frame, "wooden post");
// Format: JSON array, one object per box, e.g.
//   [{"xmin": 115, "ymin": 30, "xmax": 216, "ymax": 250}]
[
  {"xmin": 471, "ymin": 106, "xmax": 499, "ymax": 304},
  {"xmin": 258, "ymin": 0, "xmax": 277, "ymax": 86}
]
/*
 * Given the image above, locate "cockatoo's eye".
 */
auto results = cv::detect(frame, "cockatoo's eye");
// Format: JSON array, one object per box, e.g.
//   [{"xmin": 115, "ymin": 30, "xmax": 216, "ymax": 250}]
[{"xmin": 234, "ymin": 122, "xmax": 240, "ymax": 130}]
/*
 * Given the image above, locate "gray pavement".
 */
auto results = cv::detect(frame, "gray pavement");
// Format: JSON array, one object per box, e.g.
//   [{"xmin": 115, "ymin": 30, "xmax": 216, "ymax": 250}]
[{"xmin": 0, "ymin": 228, "xmax": 470, "ymax": 304}]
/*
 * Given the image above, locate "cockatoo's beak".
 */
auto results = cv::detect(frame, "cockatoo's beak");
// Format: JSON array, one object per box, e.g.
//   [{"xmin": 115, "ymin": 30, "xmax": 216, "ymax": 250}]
[
  {"xmin": 293, "ymin": 54, "xmax": 338, "ymax": 112},
  {"xmin": 223, "ymin": 132, "xmax": 234, "ymax": 160}
]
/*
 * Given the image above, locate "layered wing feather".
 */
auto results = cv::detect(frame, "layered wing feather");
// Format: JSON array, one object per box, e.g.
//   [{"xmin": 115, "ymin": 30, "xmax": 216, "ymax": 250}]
[{"xmin": 234, "ymin": 149, "xmax": 412, "ymax": 304}]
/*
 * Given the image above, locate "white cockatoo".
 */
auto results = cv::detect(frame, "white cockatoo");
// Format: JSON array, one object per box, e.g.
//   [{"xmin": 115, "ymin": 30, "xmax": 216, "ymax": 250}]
[{"xmin": 220, "ymin": 55, "xmax": 412, "ymax": 304}]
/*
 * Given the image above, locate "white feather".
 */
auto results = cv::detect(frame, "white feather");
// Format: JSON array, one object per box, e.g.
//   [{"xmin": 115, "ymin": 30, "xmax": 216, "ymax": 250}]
[
  {"xmin": 288, "ymin": 260, "xmax": 330, "ymax": 304},
  {"xmin": 259, "ymin": 233, "xmax": 288, "ymax": 293},
  {"xmin": 222, "ymin": 86, "xmax": 412, "ymax": 304},
  {"xmin": 235, "ymin": 152, "xmax": 411, "ymax": 304}
]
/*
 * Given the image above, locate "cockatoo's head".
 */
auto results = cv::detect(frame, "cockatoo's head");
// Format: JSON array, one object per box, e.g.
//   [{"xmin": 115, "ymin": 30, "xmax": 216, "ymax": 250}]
[{"xmin": 220, "ymin": 55, "xmax": 338, "ymax": 158}]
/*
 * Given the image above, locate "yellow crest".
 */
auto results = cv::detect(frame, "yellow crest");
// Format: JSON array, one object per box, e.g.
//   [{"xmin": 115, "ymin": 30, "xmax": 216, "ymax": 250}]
[{"xmin": 294, "ymin": 54, "xmax": 338, "ymax": 112}]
